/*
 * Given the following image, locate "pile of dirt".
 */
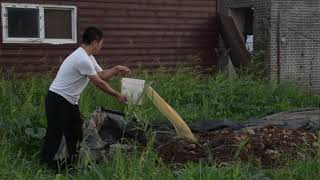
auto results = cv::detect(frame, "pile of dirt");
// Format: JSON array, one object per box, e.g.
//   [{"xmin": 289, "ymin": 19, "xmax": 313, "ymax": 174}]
[
  {"xmin": 155, "ymin": 126, "xmax": 318, "ymax": 167},
  {"xmin": 61, "ymin": 107, "xmax": 320, "ymax": 167}
]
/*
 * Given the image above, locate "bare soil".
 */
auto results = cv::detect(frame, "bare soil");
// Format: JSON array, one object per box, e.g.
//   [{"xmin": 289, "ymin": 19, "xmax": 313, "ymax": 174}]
[{"xmin": 155, "ymin": 126, "xmax": 319, "ymax": 167}]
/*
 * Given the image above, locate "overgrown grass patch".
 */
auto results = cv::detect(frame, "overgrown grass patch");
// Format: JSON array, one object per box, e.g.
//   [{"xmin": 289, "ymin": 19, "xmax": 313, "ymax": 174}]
[{"xmin": 1, "ymin": 69, "xmax": 320, "ymax": 179}]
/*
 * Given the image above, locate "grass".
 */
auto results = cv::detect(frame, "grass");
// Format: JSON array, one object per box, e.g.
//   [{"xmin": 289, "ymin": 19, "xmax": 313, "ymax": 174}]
[{"xmin": 1, "ymin": 68, "xmax": 320, "ymax": 179}]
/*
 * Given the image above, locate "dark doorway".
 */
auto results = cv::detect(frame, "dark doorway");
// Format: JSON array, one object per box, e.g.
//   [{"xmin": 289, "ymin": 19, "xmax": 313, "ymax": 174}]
[{"xmin": 229, "ymin": 7, "xmax": 254, "ymax": 53}]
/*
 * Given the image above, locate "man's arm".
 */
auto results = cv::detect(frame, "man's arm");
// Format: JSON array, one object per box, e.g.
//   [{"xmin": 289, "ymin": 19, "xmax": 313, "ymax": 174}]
[
  {"xmin": 97, "ymin": 68, "xmax": 118, "ymax": 81},
  {"xmin": 87, "ymin": 74, "xmax": 127, "ymax": 103},
  {"xmin": 97, "ymin": 65, "xmax": 130, "ymax": 81}
]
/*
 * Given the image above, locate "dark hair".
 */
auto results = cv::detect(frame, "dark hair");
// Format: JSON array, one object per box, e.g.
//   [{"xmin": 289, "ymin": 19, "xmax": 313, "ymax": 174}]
[{"xmin": 82, "ymin": 27, "xmax": 103, "ymax": 45}]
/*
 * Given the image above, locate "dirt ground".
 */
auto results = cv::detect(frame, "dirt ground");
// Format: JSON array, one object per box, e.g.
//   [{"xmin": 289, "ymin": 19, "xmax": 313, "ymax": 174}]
[{"xmin": 155, "ymin": 126, "xmax": 319, "ymax": 167}]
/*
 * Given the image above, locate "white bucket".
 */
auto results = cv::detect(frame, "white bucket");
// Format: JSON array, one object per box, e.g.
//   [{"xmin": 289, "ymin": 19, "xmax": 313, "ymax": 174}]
[{"xmin": 121, "ymin": 78, "xmax": 145, "ymax": 105}]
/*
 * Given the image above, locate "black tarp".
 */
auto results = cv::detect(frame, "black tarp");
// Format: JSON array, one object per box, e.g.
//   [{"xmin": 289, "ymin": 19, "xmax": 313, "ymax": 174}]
[{"xmin": 55, "ymin": 107, "xmax": 320, "ymax": 161}]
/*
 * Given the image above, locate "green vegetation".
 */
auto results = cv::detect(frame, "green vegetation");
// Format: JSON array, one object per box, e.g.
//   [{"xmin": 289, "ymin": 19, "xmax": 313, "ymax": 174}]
[{"xmin": 1, "ymin": 68, "xmax": 320, "ymax": 179}]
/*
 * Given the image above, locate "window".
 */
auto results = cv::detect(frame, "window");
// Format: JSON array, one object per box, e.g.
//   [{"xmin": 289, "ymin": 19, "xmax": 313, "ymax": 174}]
[
  {"xmin": 1, "ymin": 3, "xmax": 77, "ymax": 44},
  {"xmin": 7, "ymin": 7, "xmax": 40, "ymax": 38},
  {"xmin": 44, "ymin": 9, "xmax": 72, "ymax": 39}
]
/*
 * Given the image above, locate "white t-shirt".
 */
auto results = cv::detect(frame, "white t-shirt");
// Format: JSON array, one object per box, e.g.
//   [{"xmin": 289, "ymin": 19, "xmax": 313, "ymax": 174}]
[{"xmin": 49, "ymin": 47, "xmax": 103, "ymax": 105}]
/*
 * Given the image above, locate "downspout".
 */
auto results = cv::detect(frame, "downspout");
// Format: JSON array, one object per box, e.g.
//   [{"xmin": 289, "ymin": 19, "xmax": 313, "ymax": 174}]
[{"xmin": 276, "ymin": 11, "xmax": 281, "ymax": 84}]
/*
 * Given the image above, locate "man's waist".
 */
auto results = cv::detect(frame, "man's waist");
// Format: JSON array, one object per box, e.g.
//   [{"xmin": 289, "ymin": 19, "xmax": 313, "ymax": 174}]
[{"xmin": 49, "ymin": 88, "xmax": 79, "ymax": 105}]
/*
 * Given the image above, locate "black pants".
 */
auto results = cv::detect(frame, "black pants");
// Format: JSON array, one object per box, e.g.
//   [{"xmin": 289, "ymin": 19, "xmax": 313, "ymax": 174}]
[{"xmin": 40, "ymin": 91, "xmax": 83, "ymax": 169}]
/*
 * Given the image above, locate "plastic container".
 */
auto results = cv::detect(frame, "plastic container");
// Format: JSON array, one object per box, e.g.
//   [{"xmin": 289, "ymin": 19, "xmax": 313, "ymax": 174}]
[{"xmin": 121, "ymin": 78, "xmax": 145, "ymax": 105}]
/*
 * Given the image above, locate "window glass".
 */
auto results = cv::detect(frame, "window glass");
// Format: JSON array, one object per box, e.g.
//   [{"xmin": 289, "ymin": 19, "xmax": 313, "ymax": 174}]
[
  {"xmin": 7, "ymin": 7, "xmax": 39, "ymax": 38},
  {"xmin": 44, "ymin": 9, "xmax": 72, "ymax": 39}
]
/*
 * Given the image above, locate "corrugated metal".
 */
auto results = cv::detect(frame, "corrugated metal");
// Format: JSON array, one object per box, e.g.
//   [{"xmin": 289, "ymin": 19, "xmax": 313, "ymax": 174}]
[{"xmin": 0, "ymin": 0, "xmax": 218, "ymax": 73}]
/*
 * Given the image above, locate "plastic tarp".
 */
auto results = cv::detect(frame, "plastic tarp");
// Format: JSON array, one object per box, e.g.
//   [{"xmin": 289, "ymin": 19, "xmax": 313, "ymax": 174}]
[{"xmin": 56, "ymin": 107, "xmax": 320, "ymax": 161}]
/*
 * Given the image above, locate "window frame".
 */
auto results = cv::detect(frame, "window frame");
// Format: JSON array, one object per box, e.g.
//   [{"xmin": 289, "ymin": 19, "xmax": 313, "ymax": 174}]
[{"xmin": 1, "ymin": 3, "xmax": 77, "ymax": 44}]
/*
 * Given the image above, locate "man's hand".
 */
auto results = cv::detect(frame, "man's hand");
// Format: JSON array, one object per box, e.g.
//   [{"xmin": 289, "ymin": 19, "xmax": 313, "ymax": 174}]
[
  {"xmin": 116, "ymin": 94, "xmax": 128, "ymax": 104},
  {"xmin": 115, "ymin": 65, "xmax": 130, "ymax": 76},
  {"xmin": 88, "ymin": 74, "xmax": 126, "ymax": 104}
]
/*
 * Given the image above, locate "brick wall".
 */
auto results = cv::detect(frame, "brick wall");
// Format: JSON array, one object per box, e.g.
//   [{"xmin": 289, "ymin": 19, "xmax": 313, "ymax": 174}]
[
  {"xmin": 221, "ymin": 0, "xmax": 320, "ymax": 91},
  {"xmin": 270, "ymin": 0, "xmax": 320, "ymax": 91}
]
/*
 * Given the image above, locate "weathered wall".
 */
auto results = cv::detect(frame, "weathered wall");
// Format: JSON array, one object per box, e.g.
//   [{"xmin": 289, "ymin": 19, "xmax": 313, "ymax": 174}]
[
  {"xmin": 270, "ymin": 0, "xmax": 320, "ymax": 90},
  {"xmin": 0, "ymin": 0, "xmax": 218, "ymax": 73},
  {"xmin": 221, "ymin": 0, "xmax": 320, "ymax": 91}
]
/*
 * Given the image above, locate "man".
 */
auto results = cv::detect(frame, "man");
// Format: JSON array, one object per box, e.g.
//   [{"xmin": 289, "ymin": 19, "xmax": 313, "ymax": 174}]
[{"xmin": 40, "ymin": 27, "xmax": 130, "ymax": 169}]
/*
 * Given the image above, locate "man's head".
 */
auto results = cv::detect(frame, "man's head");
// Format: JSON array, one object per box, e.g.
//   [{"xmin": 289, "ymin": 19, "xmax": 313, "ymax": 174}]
[{"xmin": 82, "ymin": 27, "xmax": 103, "ymax": 54}]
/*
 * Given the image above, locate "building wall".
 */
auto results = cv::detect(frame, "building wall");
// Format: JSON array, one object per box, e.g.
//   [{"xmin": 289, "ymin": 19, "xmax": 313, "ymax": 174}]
[
  {"xmin": 221, "ymin": 0, "xmax": 320, "ymax": 91},
  {"xmin": 270, "ymin": 0, "xmax": 320, "ymax": 90},
  {"xmin": 0, "ymin": 0, "xmax": 218, "ymax": 73}
]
